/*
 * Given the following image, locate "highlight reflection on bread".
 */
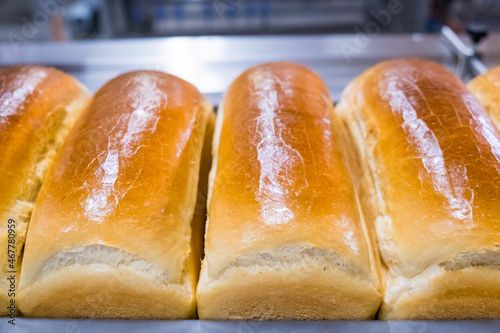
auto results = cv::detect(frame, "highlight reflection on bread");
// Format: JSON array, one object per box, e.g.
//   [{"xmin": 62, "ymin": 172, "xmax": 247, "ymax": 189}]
[
  {"xmin": 196, "ymin": 62, "xmax": 382, "ymax": 320},
  {"xmin": 336, "ymin": 58, "xmax": 500, "ymax": 320},
  {"xmin": 0, "ymin": 65, "xmax": 90, "ymax": 317},
  {"xmin": 18, "ymin": 70, "xmax": 214, "ymax": 319}
]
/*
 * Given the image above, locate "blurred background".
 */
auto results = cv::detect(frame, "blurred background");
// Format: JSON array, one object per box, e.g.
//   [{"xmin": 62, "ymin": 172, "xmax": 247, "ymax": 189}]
[
  {"xmin": 1, "ymin": 0, "xmax": 499, "ymax": 102},
  {"xmin": 1, "ymin": 0, "xmax": 500, "ymax": 42}
]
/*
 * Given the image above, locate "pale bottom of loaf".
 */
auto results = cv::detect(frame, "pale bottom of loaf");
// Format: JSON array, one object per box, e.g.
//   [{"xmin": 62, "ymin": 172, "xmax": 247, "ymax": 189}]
[
  {"xmin": 381, "ymin": 264, "xmax": 500, "ymax": 319},
  {"xmin": 18, "ymin": 263, "xmax": 197, "ymax": 319},
  {"xmin": 197, "ymin": 264, "xmax": 381, "ymax": 320}
]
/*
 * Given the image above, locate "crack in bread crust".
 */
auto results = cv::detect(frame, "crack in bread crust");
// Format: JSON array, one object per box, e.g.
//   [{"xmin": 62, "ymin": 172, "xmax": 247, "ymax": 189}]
[
  {"xmin": 32, "ymin": 244, "xmax": 176, "ymax": 287},
  {"xmin": 215, "ymin": 245, "xmax": 367, "ymax": 280},
  {"xmin": 440, "ymin": 248, "xmax": 500, "ymax": 271}
]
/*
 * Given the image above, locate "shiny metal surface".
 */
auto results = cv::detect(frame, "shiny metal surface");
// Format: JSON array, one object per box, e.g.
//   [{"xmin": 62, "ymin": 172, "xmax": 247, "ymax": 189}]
[
  {"xmin": 4, "ymin": 318, "xmax": 500, "ymax": 333},
  {"xmin": 440, "ymin": 26, "xmax": 488, "ymax": 79},
  {"xmin": 1, "ymin": 34, "xmax": 500, "ymax": 104},
  {"xmin": 441, "ymin": 26, "xmax": 476, "ymax": 58}
]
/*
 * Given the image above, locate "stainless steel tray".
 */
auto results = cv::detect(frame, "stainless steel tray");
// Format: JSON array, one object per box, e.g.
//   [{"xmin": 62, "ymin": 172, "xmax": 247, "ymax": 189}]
[
  {"xmin": 3, "ymin": 318, "xmax": 500, "ymax": 333},
  {"xmin": 5, "ymin": 33, "xmax": 500, "ymax": 105}
]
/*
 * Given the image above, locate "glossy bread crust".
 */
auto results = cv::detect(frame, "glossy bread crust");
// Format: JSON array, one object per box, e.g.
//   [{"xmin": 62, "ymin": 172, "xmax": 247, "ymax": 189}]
[
  {"xmin": 197, "ymin": 62, "xmax": 382, "ymax": 320},
  {"xmin": 336, "ymin": 58, "xmax": 500, "ymax": 319},
  {"xmin": 18, "ymin": 71, "xmax": 214, "ymax": 319},
  {"xmin": 0, "ymin": 65, "xmax": 90, "ymax": 316},
  {"xmin": 468, "ymin": 65, "xmax": 500, "ymax": 131}
]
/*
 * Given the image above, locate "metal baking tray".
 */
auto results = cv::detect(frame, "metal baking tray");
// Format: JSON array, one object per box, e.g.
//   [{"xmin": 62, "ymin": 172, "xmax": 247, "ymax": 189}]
[
  {"xmin": 3, "ymin": 318, "xmax": 500, "ymax": 333},
  {"xmin": 4, "ymin": 33, "xmax": 500, "ymax": 105}
]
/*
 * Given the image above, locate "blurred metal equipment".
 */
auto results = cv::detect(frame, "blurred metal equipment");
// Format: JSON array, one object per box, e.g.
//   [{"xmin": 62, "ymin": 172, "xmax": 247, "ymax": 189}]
[
  {"xmin": 61, "ymin": 0, "xmax": 100, "ymax": 39},
  {"xmin": 431, "ymin": 0, "xmax": 500, "ymax": 33},
  {"xmin": 102, "ymin": 0, "xmax": 432, "ymax": 37},
  {"xmin": 440, "ymin": 25, "xmax": 488, "ymax": 80},
  {"xmin": 2, "ymin": 30, "xmax": 499, "ymax": 104},
  {"xmin": 105, "ymin": 0, "xmax": 369, "ymax": 37},
  {"xmin": 0, "ymin": 33, "xmax": 457, "ymax": 105},
  {"xmin": 0, "ymin": 0, "xmax": 435, "ymax": 42}
]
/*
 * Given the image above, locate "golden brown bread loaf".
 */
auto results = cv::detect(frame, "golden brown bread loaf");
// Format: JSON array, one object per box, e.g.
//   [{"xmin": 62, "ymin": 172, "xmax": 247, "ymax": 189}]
[
  {"xmin": 336, "ymin": 58, "xmax": 500, "ymax": 320},
  {"xmin": 0, "ymin": 65, "xmax": 90, "ymax": 317},
  {"xmin": 468, "ymin": 66, "xmax": 500, "ymax": 131},
  {"xmin": 196, "ymin": 62, "xmax": 382, "ymax": 320},
  {"xmin": 18, "ymin": 70, "xmax": 214, "ymax": 319}
]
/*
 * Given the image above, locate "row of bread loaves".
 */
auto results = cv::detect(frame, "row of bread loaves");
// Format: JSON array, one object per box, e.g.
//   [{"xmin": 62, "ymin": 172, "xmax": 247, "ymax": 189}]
[{"xmin": 0, "ymin": 59, "xmax": 499, "ymax": 320}]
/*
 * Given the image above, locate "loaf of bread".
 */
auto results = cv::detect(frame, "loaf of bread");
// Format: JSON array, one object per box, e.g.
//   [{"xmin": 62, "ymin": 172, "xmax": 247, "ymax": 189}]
[
  {"xmin": 468, "ymin": 65, "xmax": 500, "ymax": 131},
  {"xmin": 336, "ymin": 58, "xmax": 500, "ymax": 319},
  {"xmin": 197, "ymin": 62, "xmax": 382, "ymax": 320},
  {"xmin": 0, "ymin": 65, "xmax": 90, "ymax": 317},
  {"xmin": 18, "ymin": 70, "xmax": 214, "ymax": 319}
]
